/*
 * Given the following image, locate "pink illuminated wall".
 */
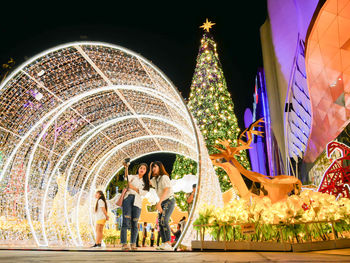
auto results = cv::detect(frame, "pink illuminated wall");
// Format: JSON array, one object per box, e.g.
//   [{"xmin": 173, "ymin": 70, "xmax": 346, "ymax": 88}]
[{"xmin": 304, "ymin": 0, "xmax": 350, "ymax": 163}]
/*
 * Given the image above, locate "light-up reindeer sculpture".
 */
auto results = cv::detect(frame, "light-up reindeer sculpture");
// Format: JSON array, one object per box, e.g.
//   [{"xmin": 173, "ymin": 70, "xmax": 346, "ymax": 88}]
[{"xmin": 210, "ymin": 118, "xmax": 302, "ymax": 203}]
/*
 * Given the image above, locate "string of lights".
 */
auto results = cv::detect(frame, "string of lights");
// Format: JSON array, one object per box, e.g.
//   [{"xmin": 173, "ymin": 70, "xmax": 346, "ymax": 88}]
[{"xmin": 0, "ymin": 42, "xmax": 223, "ymax": 247}]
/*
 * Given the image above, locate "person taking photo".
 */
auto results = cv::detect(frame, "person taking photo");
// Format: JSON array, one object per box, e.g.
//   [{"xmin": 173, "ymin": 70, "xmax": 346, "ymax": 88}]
[
  {"xmin": 120, "ymin": 162, "xmax": 150, "ymax": 251},
  {"xmin": 149, "ymin": 161, "xmax": 175, "ymax": 251}
]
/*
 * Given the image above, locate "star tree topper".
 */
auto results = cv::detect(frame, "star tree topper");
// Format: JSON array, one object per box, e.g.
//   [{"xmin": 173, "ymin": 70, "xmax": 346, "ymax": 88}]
[{"xmin": 200, "ymin": 18, "xmax": 215, "ymax": 32}]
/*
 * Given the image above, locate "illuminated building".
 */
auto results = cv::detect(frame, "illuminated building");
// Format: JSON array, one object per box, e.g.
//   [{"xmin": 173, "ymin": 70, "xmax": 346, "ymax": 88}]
[{"xmin": 260, "ymin": 0, "xmax": 350, "ymax": 182}]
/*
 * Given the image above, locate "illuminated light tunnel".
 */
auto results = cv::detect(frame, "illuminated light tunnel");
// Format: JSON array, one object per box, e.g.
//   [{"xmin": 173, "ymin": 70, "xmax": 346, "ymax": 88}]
[{"xmin": 0, "ymin": 42, "xmax": 223, "ymax": 247}]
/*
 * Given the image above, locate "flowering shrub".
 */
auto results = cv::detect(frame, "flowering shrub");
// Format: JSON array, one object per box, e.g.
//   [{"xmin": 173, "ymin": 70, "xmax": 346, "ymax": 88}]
[
  {"xmin": 194, "ymin": 190, "xmax": 350, "ymax": 242},
  {"xmin": 103, "ymin": 228, "xmax": 120, "ymax": 246}
]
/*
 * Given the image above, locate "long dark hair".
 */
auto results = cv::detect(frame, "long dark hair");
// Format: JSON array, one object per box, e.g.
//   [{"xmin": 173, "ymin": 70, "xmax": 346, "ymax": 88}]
[
  {"xmin": 150, "ymin": 161, "xmax": 170, "ymax": 178},
  {"xmin": 138, "ymin": 163, "xmax": 150, "ymax": 191},
  {"xmin": 95, "ymin": 190, "xmax": 108, "ymax": 212}
]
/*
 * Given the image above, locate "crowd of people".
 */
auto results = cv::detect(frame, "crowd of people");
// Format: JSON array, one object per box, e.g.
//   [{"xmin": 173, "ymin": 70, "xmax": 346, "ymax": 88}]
[{"xmin": 92, "ymin": 161, "xmax": 194, "ymax": 251}]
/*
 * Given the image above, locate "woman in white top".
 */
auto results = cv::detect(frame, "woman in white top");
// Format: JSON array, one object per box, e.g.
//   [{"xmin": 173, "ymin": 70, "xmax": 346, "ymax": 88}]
[
  {"xmin": 120, "ymin": 163, "xmax": 150, "ymax": 251},
  {"xmin": 149, "ymin": 161, "xmax": 175, "ymax": 251},
  {"xmin": 92, "ymin": 190, "xmax": 109, "ymax": 248}
]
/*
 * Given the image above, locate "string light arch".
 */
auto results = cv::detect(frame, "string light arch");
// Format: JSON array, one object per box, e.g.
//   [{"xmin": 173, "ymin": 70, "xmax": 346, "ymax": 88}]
[{"xmin": 0, "ymin": 42, "xmax": 223, "ymax": 248}]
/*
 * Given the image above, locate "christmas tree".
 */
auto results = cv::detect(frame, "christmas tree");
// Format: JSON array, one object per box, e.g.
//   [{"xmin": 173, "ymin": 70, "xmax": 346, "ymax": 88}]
[
  {"xmin": 172, "ymin": 19, "xmax": 251, "ymax": 210},
  {"xmin": 171, "ymin": 155, "xmax": 197, "ymax": 211}
]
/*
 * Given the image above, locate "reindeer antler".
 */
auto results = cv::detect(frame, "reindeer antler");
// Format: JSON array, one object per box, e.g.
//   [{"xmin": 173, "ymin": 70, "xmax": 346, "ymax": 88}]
[
  {"xmin": 216, "ymin": 139, "xmax": 231, "ymax": 149},
  {"xmin": 211, "ymin": 119, "xmax": 265, "ymax": 161},
  {"xmin": 212, "ymin": 139, "xmax": 231, "ymax": 156},
  {"xmin": 238, "ymin": 118, "xmax": 265, "ymax": 147}
]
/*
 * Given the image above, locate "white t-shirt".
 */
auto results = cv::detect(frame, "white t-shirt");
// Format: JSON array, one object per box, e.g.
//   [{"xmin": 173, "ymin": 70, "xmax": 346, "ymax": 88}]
[
  {"xmin": 150, "ymin": 175, "xmax": 174, "ymax": 201},
  {"xmin": 124, "ymin": 174, "xmax": 148, "ymax": 208},
  {"xmin": 95, "ymin": 199, "xmax": 106, "ymax": 221}
]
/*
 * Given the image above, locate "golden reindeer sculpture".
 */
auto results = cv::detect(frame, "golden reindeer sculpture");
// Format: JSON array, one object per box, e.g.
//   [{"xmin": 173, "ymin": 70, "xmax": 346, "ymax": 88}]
[{"xmin": 210, "ymin": 118, "xmax": 301, "ymax": 203}]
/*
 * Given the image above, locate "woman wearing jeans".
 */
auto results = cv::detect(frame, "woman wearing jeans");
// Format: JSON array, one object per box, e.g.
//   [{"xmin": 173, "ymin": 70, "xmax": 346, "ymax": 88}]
[
  {"xmin": 120, "ymin": 163, "xmax": 150, "ymax": 251},
  {"xmin": 149, "ymin": 161, "xmax": 175, "ymax": 251}
]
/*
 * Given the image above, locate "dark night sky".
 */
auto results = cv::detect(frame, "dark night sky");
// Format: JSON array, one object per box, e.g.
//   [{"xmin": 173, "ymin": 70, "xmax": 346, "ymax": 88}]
[
  {"xmin": 0, "ymin": 2, "xmax": 268, "ymax": 173},
  {"xmin": 0, "ymin": 0, "xmax": 267, "ymax": 172},
  {"xmin": 1, "ymin": 2, "xmax": 267, "ymax": 127}
]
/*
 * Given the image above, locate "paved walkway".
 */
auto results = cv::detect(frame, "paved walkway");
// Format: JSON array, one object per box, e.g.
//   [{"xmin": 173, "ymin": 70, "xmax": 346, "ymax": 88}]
[{"xmin": 0, "ymin": 249, "xmax": 350, "ymax": 262}]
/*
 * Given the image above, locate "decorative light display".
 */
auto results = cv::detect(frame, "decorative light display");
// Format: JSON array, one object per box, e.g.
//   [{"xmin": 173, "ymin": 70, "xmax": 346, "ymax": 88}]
[
  {"xmin": 172, "ymin": 20, "xmax": 251, "ymax": 206},
  {"xmin": 0, "ymin": 42, "xmax": 223, "ymax": 248},
  {"xmin": 195, "ymin": 190, "xmax": 350, "ymax": 242}
]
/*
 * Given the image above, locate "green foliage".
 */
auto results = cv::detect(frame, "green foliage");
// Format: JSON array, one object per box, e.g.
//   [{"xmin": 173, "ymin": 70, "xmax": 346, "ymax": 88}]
[
  {"xmin": 215, "ymin": 167, "xmax": 232, "ymax": 192},
  {"xmin": 171, "ymin": 155, "xmax": 197, "ymax": 180},
  {"xmin": 171, "ymin": 155, "xmax": 197, "ymax": 211},
  {"xmin": 193, "ymin": 205, "xmax": 214, "ymax": 231},
  {"xmin": 104, "ymin": 235, "xmax": 118, "ymax": 246},
  {"xmin": 174, "ymin": 191, "xmax": 189, "ymax": 212}
]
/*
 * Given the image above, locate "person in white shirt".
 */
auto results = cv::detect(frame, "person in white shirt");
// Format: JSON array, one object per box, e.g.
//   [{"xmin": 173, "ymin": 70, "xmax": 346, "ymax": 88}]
[
  {"xmin": 149, "ymin": 161, "xmax": 175, "ymax": 251},
  {"xmin": 120, "ymin": 163, "xmax": 150, "ymax": 251},
  {"xmin": 92, "ymin": 190, "xmax": 109, "ymax": 248}
]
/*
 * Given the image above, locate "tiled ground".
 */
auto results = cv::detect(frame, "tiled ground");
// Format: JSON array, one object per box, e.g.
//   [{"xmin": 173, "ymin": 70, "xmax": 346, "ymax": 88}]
[{"xmin": 0, "ymin": 248, "xmax": 350, "ymax": 262}]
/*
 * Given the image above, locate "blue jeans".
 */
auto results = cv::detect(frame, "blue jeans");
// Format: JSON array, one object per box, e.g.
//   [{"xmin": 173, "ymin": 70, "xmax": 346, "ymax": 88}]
[
  {"xmin": 158, "ymin": 198, "xmax": 175, "ymax": 243},
  {"xmin": 120, "ymin": 195, "xmax": 141, "ymax": 244}
]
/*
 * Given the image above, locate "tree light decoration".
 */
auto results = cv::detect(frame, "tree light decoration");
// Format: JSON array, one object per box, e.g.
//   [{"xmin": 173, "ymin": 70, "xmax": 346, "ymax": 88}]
[
  {"xmin": 171, "ymin": 22, "xmax": 250, "ymax": 212},
  {"xmin": 0, "ymin": 42, "xmax": 222, "ymax": 248}
]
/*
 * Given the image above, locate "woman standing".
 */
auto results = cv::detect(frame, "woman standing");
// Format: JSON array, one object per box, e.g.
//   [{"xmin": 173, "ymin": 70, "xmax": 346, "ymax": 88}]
[
  {"xmin": 92, "ymin": 190, "xmax": 109, "ymax": 248},
  {"xmin": 149, "ymin": 161, "xmax": 175, "ymax": 251},
  {"xmin": 120, "ymin": 163, "xmax": 150, "ymax": 251}
]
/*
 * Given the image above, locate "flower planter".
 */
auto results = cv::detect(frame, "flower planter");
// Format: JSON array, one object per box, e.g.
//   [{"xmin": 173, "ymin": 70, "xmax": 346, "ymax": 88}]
[
  {"xmin": 191, "ymin": 241, "xmax": 292, "ymax": 251},
  {"xmin": 335, "ymin": 238, "xmax": 350, "ymax": 249},
  {"xmin": 292, "ymin": 238, "xmax": 350, "ymax": 252},
  {"xmin": 192, "ymin": 238, "xmax": 350, "ymax": 252},
  {"xmin": 292, "ymin": 240, "xmax": 335, "ymax": 252}
]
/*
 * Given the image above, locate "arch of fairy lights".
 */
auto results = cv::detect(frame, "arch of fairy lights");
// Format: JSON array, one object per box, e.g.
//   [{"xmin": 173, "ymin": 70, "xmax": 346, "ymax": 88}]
[{"xmin": 0, "ymin": 42, "xmax": 223, "ymax": 248}]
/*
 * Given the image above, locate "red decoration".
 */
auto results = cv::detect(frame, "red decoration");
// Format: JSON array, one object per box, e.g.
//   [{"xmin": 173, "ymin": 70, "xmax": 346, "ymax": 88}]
[
  {"xmin": 302, "ymin": 203, "xmax": 310, "ymax": 211},
  {"xmin": 318, "ymin": 141, "xmax": 350, "ymax": 199}
]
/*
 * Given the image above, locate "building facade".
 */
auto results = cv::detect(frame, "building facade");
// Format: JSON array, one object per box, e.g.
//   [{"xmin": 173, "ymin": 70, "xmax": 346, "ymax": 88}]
[{"xmin": 260, "ymin": 0, "xmax": 350, "ymax": 182}]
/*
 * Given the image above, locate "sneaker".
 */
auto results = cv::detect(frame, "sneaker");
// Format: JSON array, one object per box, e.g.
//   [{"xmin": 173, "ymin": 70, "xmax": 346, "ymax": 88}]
[
  {"xmin": 163, "ymin": 243, "xmax": 173, "ymax": 251},
  {"xmin": 130, "ymin": 244, "xmax": 137, "ymax": 251},
  {"xmin": 121, "ymin": 244, "xmax": 130, "ymax": 251},
  {"xmin": 90, "ymin": 243, "xmax": 101, "ymax": 248},
  {"xmin": 156, "ymin": 243, "xmax": 165, "ymax": 250},
  {"xmin": 159, "ymin": 242, "xmax": 173, "ymax": 251}
]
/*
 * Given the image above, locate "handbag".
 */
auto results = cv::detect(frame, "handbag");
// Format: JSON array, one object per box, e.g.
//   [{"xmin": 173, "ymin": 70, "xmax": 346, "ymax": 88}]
[{"xmin": 116, "ymin": 187, "xmax": 128, "ymax": 207}]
